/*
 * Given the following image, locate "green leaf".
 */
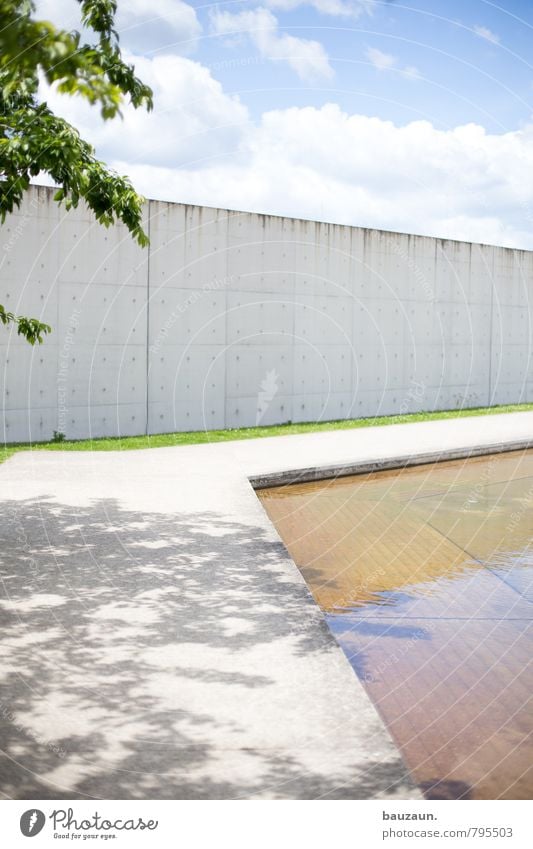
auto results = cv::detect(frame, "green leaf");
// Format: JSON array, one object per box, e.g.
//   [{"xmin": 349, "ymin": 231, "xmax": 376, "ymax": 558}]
[{"xmin": 0, "ymin": 0, "xmax": 153, "ymax": 344}]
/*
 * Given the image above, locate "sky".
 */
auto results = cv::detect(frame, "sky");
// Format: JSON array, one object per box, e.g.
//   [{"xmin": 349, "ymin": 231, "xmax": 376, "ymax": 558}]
[{"xmin": 35, "ymin": 1, "xmax": 533, "ymax": 248}]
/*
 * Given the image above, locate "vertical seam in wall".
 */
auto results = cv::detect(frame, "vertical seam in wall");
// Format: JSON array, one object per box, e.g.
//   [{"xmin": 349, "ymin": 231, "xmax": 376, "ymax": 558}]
[
  {"xmin": 290, "ymin": 227, "xmax": 296, "ymax": 425},
  {"xmin": 349, "ymin": 228, "xmax": 355, "ymax": 416},
  {"xmin": 145, "ymin": 202, "xmax": 152, "ymax": 435},
  {"xmin": 223, "ymin": 213, "xmax": 228, "ymax": 429},
  {"xmin": 487, "ymin": 247, "xmax": 495, "ymax": 406},
  {"xmin": 55, "ymin": 201, "xmax": 61, "ymax": 435}
]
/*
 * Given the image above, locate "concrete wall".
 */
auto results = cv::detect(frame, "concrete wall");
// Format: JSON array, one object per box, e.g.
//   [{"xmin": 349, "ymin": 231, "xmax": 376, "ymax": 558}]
[{"xmin": 1, "ymin": 184, "xmax": 532, "ymax": 443}]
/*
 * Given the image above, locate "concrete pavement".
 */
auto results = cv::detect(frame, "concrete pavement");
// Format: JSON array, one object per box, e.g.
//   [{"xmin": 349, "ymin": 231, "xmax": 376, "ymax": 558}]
[{"xmin": 1, "ymin": 411, "xmax": 532, "ymax": 799}]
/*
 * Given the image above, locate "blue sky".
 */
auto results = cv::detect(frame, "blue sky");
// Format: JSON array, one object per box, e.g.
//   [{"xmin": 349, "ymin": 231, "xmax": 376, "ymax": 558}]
[
  {"xmin": 198, "ymin": 0, "xmax": 533, "ymax": 132},
  {"xmin": 37, "ymin": 1, "xmax": 533, "ymax": 247}
]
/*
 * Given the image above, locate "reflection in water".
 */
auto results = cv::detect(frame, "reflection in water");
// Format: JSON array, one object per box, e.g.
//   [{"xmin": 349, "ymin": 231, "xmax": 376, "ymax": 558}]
[{"xmin": 259, "ymin": 450, "xmax": 533, "ymax": 800}]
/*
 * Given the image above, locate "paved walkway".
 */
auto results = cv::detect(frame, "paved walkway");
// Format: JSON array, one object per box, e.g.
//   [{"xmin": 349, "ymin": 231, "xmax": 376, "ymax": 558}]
[{"xmin": 1, "ymin": 411, "xmax": 532, "ymax": 799}]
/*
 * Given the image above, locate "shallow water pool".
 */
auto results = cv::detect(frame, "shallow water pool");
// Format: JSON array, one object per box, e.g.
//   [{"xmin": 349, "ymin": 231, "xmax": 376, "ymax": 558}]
[{"xmin": 258, "ymin": 450, "xmax": 533, "ymax": 800}]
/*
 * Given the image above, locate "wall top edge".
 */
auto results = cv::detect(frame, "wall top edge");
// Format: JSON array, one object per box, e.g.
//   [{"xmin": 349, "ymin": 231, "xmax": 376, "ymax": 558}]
[{"xmin": 25, "ymin": 182, "xmax": 531, "ymax": 256}]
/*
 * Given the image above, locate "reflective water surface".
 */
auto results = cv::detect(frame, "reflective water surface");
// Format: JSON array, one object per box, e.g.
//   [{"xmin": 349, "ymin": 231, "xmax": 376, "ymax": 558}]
[{"xmin": 258, "ymin": 450, "xmax": 533, "ymax": 799}]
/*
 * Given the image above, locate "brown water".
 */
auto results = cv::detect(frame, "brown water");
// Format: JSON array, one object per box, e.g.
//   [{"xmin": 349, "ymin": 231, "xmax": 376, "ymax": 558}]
[{"xmin": 258, "ymin": 450, "xmax": 533, "ymax": 800}]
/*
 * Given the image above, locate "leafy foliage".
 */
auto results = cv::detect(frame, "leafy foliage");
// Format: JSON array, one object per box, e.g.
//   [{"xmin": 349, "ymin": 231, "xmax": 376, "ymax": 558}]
[
  {"xmin": 0, "ymin": 303, "xmax": 51, "ymax": 344},
  {"xmin": 0, "ymin": 0, "xmax": 153, "ymax": 343}
]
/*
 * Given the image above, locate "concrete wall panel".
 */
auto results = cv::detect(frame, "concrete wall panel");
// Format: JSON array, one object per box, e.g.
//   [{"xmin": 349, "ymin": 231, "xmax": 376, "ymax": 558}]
[
  {"xmin": 66, "ymin": 402, "xmax": 147, "ymax": 440},
  {"xmin": 2, "ymin": 219, "xmax": 60, "ymax": 282},
  {"xmin": 294, "ymin": 344, "xmax": 353, "ymax": 396},
  {"xmin": 149, "ymin": 398, "xmax": 225, "ymax": 434},
  {"xmin": 1, "ymin": 343, "xmax": 59, "ymax": 411},
  {"xmin": 56, "ymin": 216, "xmax": 148, "ymax": 287},
  {"xmin": 0, "ymin": 276, "xmax": 58, "ymax": 338},
  {"xmin": 226, "ymin": 345, "xmax": 293, "ymax": 399},
  {"xmin": 149, "ymin": 345, "xmax": 225, "ymax": 405},
  {"xmin": 2, "ymin": 186, "xmax": 533, "ymax": 442},
  {"xmin": 225, "ymin": 392, "xmax": 293, "ymax": 429},
  {"xmin": 227, "ymin": 292, "xmax": 293, "ymax": 345},
  {"xmin": 150, "ymin": 288, "xmax": 226, "ymax": 346},
  {"xmin": 2, "ymin": 407, "xmax": 58, "ymax": 443},
  {"xmin": 61, "ymin": 345, "xmax": 147, "ymax": 410},
  {"xmin": 58, "ymin": 282, "xmax": 147, "ymax": 346}
]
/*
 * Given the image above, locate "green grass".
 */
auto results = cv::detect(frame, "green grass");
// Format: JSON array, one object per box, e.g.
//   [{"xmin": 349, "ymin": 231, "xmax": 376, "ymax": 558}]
[{"xmin": 1, "ymin": 402, "xmax": 533, "ymax": 466}]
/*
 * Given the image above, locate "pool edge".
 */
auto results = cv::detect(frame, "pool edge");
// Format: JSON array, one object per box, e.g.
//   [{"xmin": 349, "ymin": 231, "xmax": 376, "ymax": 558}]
[{"xmin": 249, "ymin": 438, "xmax": 533, "ymax": 489}]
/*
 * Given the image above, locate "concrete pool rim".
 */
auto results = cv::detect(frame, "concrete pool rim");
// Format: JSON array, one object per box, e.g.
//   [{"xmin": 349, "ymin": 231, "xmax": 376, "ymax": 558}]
[{"xmin": 249, "ymin": 437, "xmax": 533, "ymax": 489}]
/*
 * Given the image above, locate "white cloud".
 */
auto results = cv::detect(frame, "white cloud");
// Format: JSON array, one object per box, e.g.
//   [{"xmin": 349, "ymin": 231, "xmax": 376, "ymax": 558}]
[
  {"xmin": 38, "ymin": 46, "xmax": 533, "ymax": 249},
  {"xmin": 116, "ymin": 0, "xmax": 202, "ymax": 53},
  {"xmin": 366, "ymin": 47, "xmax": 395, "ymax": 71},
  {"xmin": 366, "ymin": 47, "xmax": 420, "ymax": 80},
  {"xmin": 266, "ymin": 0, "xmax": 375, "ymax": 18},
  {"xmin": 35, "ymin": 0, "xmax": 202, "ymax": 53},
  {"xmin": 35, "ymin": 0, "xmax": 80, "ymax": 27},
  {"xmin": 402, "ymin": 65, "xmax": 421, "ymax": 80},
  {"xmin": 210, "ymin": 7, "xmax": 334, "ymax": 81},
  {"xmin": 43, "ymin": 54, "xmax": 248, "ymax": 168},
  {"xmin": 107, "ymin": 104, "xmax": 533, "ymax": 250},
  {"xmin": 473, "ymin": 25, "xmax": 500, "ymax": 45}
]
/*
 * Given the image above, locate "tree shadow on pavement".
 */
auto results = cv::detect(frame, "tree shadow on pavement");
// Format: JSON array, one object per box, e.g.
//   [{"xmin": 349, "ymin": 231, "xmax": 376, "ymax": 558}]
[{"xmin": 0, "ymin": 495, "xmax": 416, "ymax": 800}]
